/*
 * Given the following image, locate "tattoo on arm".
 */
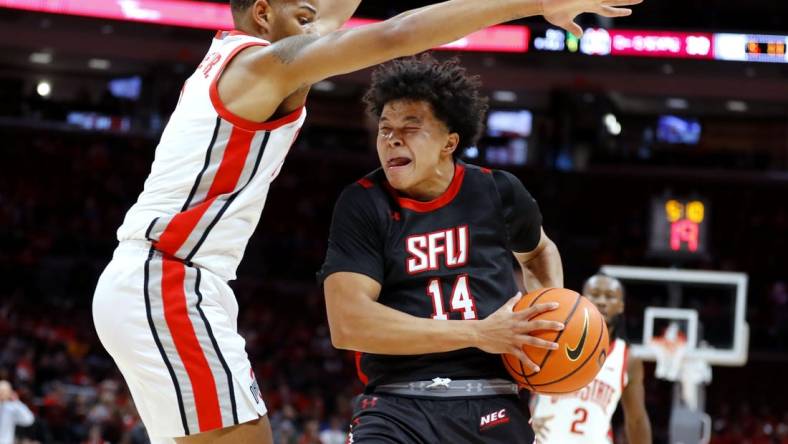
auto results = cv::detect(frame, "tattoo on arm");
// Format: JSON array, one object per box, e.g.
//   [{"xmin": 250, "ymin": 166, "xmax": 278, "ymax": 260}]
[{"xmin": 270, "ymin": 33, "xmax": 324, "ymax": 64}]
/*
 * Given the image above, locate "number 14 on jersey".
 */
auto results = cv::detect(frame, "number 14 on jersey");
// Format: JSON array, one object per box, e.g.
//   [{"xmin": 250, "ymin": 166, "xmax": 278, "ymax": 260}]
[{"xmin": 427, "ymin": 274, "xmax": 478, "ymax": 320}]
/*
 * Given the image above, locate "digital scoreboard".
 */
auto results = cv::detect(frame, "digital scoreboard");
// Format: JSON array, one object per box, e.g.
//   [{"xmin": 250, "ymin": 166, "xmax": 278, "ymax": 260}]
[
  {"xmin": 714, "ymin": 33, "xmax": 788, "ymax": 64},
  {"xmin": 649, "ymin": 197, "xmax": 710, "ymax": 258}
]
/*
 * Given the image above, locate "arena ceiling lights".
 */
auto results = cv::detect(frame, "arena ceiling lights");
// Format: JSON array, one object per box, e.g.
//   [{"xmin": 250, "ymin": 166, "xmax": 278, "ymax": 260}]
[{"xmin": 1, "ymin": 0, "xmax": 786, "ymax": 63}]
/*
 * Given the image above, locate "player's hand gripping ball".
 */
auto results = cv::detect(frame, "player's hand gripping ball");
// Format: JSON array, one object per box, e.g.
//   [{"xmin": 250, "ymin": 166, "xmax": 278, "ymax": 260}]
[{"xmin": 503, "ymin": 288, "xmax": 609, "ymax": 394}]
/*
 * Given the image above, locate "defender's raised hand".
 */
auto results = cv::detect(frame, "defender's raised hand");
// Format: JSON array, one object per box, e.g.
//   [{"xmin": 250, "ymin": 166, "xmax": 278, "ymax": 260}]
[{"xmin": 541, "ymin": 0, "xmax": 645, "ymax": 38}]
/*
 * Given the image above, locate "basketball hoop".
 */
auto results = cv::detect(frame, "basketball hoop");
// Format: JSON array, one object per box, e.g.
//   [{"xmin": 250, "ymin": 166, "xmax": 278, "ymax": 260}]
[
  {"xmin": 649, "ymin": 322, "xmax": 713, "ymax": 410},
  {"xmin": 598, "ymin": 266, "xmax": 749, "ymax": 442},
  {"xmin": 649, "ymin": 322, "xmax": 688, "ymax": 382}
]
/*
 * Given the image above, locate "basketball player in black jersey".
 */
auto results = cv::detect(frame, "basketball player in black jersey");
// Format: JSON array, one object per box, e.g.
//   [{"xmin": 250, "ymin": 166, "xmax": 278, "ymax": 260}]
[{"xmin": 319, "ymin": 55, "xmax": 566, "ymax": 443}]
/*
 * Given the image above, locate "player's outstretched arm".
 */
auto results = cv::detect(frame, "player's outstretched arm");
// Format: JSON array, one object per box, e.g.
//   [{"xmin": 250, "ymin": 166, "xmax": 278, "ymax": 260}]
[
  {"xmin": 514, "ymin": 228, "xmax": 564, "ymax": 291},
  {"xmin": 621, "ymin": 358, "xmax": 653, "ymax": 444},
  {"xmin": 324, "ymin": 273, "xmax": 563, "ymax": 371},
  {"xmin": 261, "ymin": 0, "xmax": 643, "ymax": 97}
]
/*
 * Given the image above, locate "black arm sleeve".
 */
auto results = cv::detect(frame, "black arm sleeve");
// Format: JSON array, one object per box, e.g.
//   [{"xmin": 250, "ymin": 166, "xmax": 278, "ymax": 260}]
[
  {"xmin": 317, "ymin": 185, "xmax": 385, "ymax": 285},
  {"xmin": 492, "ymin": 170, "xmax": 543, "ymax": 253}
]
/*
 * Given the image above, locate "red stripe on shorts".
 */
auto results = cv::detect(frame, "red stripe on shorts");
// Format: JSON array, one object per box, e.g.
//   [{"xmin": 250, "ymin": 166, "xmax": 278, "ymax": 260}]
[
  {"xmin": 162, "ymin": 257, "xmax": 223, "ymax": 432},
  {"xmin": 355, "ymin": 352, "xmax": 369, "ymax": 385}
]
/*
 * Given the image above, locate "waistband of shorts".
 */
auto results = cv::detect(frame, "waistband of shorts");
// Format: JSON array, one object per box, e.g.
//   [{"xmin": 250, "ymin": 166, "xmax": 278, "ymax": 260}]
[
  {"xmin": 113, "ymin": 240, "xmax": 234, "ymax": 280},
  {"xmin": 115, "ymin": 240, "xmax": 190, "ymax": 265},
  {"xmin": 373, "ymin": 378, "xmax": 520, "ymax": 398},
  {"xmin": 114, "ymin": 239, "xmax": 156, "ymax": 258}
]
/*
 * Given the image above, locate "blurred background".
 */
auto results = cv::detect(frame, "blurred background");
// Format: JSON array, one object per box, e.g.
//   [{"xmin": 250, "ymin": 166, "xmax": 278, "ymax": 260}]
[{"xmin": 0, "ymin": 0, "xmax": 786, "ymax": 443}]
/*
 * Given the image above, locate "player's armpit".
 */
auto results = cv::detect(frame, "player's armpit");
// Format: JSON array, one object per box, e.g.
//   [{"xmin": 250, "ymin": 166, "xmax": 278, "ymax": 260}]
[{"xmin": 621, "ymin": 358, "xmax": 653, "ymax": 444}]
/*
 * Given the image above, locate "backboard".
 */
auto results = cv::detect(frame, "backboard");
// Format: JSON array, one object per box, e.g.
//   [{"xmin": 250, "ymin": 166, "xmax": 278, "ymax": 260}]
[{"xmin": 599, "ymin": 266, "xmax": 748, "ymax": 367}]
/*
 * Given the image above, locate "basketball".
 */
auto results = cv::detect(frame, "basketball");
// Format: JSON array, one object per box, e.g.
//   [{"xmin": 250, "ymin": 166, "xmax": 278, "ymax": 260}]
[{"xmin": 503, "ymin": 288, "xmax": 610, "ymax": 394}]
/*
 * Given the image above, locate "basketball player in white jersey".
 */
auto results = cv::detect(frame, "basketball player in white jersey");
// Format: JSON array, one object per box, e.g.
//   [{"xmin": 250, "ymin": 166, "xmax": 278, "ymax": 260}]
[
  {"xmin": 92, "ymin": 1, "xmax": 643, "ymax": 443},
  {"xmin": 531, "ymin": 274, "xmax": 652, "ymax": 444}
]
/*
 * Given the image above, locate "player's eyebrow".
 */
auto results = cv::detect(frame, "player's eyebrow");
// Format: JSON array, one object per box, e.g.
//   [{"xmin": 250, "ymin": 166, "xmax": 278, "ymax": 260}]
[
  {"xmin": 380, "ymin": 116, "xmax": 422, "ymax": 124},
  {"xmin": 299, "ymin": 4, "xmax": 318, "ymax": 15}
]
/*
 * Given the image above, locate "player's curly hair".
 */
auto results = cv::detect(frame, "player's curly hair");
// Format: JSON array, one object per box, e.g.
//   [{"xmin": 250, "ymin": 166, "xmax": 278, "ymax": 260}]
[{"xmin": 363, "ymin": 54, "xmax": 489, "ymax": 151}]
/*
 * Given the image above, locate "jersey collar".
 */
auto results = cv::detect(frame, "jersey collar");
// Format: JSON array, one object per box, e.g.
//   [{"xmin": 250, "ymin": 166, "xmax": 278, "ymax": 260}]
[
  {"xmin": 386, "ymin": 162, "xmax": 466, "ymax": 213},
  {"xmin": 214, "ymin": 30, "xmax": 254, "ymax": 40}
]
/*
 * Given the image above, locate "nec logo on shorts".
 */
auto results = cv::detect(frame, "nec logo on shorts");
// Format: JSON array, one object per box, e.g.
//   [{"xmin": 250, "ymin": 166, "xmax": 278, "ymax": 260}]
[{"xmin": 479, "ymin": 408, "xmax": 509, "ymax": 430}]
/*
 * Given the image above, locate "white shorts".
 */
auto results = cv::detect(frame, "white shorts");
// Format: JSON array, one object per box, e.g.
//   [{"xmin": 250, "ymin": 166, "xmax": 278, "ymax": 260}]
[{"xmin": 93, "ymin": 240, "xmax": 266, "ymax": 440}]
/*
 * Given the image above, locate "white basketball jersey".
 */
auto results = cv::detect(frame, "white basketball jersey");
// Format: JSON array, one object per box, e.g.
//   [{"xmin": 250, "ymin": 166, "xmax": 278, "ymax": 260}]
[
  {"xmin": 532, "ymin": 338, "xmax": 629, "ymax": 444},
  {"xmin": 118, "ymin": 31, "xmax": 306, "ymax": 281}
]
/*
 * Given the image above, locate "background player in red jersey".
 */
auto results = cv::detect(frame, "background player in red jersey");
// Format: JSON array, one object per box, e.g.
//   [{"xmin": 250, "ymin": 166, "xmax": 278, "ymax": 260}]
[
  {"xmin": 531, "ymin": 274, "xmax": 652, "ymax": 444},
  {"xmin": 94, "ymin": 0, "xmax": 643, "ymax": 443}
]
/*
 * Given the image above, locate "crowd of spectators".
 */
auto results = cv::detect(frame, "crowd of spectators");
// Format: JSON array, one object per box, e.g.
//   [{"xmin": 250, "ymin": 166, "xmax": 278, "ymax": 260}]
[
  {"xmin": 0, "ymin": 129, "xmax": 363, "ymax": 443},
  {"xmin": 710, "ymin": 404, "xmax": 788, "ymax": 444},
  {"xmin": 0, "ymin": 289, "xmax": 357, "ymax": 443},
  {"xmin": 1, "ymin": 128, "xmax": 787, "ymax": 443}
]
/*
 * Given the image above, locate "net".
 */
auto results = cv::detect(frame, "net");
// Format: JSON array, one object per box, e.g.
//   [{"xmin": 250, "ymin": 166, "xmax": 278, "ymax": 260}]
[
  {"xmin": 650, "ymin": 322, "xmax": 688, "ymax": 382},
  {"xmin": 649, "ymin": 323, "xmax": 712, "ymax": 410}
]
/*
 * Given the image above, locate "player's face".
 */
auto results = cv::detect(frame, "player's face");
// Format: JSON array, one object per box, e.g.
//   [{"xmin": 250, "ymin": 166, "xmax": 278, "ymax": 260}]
[
  {"xmin": 583, "ymin": 276, "xmax": 624, "ymax": 325},
  {"xmin": 377, "ymin": 100, "xmax": 456, "ymax": 193},
  {"xmin": 265, "ymin": 0, "xmax": 319, "ymax": 41}
]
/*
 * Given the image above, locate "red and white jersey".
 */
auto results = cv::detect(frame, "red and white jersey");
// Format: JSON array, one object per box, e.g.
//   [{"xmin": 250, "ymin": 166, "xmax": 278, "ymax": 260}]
[
  {"xmin": 532, "ymin": 338, "xmax": 629, "ymax": 444},
  {"xmin": 118, "ymin": 31, "xmax": 305, "ymax": 280}
]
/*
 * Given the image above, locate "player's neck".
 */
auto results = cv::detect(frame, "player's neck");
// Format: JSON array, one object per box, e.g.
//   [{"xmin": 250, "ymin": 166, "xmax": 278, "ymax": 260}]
[
  {"xmin": 402, "ymin": 160, "xmax": 456, "ymax": 202},
  {"xmin": 232, "ymin": 17, "xmax": 266, "ymax": 40}
]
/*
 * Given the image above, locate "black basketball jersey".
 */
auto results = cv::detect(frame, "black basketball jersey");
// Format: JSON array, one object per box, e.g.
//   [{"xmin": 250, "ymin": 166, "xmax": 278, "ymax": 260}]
[{"xmin": 318, "ymin": 161, "xmax": 543, "ymax": 388}]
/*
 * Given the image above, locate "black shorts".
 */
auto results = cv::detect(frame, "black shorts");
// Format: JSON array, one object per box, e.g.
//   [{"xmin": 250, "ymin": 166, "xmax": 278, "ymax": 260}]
[{"xmin": 349, "ymin": 393, "xmax": 535, "ymax": 444}]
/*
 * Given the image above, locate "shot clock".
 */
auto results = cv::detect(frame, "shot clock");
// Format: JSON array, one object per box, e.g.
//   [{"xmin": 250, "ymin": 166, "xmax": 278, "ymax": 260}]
[{"xmin": 649, "ymin": 196, "xmax": 710, "ymax": 258}]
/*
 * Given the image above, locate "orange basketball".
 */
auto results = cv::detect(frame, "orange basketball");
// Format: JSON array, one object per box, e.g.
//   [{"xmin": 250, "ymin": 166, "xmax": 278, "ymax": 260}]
[{"xmin": 502, "ymin": 288, "xmax": 610, "ymax": 394}]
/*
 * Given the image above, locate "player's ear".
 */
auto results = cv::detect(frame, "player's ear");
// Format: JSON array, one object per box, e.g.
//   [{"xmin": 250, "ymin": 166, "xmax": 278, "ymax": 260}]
[
  {"xmin": 251, "ymin": 0, "xmax": 274, "ymax": 32},
  {"xmin": 443, "ymin": 133, "xmax": 460, "ymax": 157},
  {"xmin": 614, "ymin": 294, "xmax": 625, "ymax": 316}
]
